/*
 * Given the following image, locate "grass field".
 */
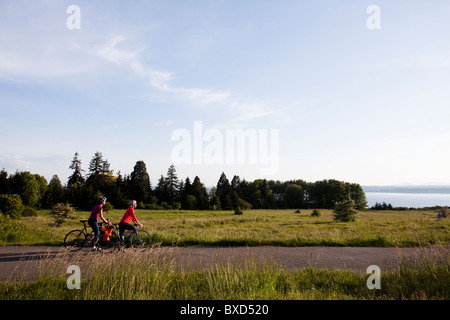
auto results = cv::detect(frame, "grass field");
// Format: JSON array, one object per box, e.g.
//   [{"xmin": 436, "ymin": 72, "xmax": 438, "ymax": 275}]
[
  {"xmin": 1, "ymin": 209, "xmax": 449, "ymax": 300},
  {"xmin": 1, "ymin": 208, "xmax": 449, "ymax": 247}
]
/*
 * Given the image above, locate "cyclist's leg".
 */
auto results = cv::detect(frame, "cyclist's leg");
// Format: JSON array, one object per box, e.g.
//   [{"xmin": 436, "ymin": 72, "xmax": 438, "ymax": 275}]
[
  {"xmin": 118, "ymin": 222, "xmax": 125, "ymax": 242},
  {"xmin": 88, "ymin": 218, "xmax": 100, "ymax": 249},
  {"xmin": 119, "ymin": 222, "xmax": 136, "ymax": 242}
]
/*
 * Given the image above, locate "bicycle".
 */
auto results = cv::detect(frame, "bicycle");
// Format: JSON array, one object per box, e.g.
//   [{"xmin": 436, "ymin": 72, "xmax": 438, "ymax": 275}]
[
  {"xmin": 64, "ymin": 220, "xmax": 93, "ymax": 251},
  {"xmin": 106, "ymin": 223, "xmax": 152, "ymax": 252},
  {"xmin": 64, "ymin": 220, "xmax": 151, "ymax": 252},
  {"xmin": 63, "ymin": 220, "xmax": 119, "ymax": 252}
]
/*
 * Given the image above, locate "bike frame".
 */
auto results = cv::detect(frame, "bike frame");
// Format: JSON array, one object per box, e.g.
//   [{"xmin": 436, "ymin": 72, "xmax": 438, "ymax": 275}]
[{"xmin": 106, "ymin": 223, "xmax": 139, "ymax": 246}]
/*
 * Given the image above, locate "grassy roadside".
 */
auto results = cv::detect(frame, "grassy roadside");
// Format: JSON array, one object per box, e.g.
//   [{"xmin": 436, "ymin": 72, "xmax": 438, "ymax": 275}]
[
  {"xmin": 1, "ymin": 208, "xmax": 449, "ymax": 247},
  {"xmin": 1, "ymin": 245, "xmax": 448, "ymax": 300}
]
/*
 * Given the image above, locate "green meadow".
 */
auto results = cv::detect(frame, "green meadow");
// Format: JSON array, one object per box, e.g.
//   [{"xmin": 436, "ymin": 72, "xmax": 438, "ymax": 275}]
[
  {"xmin": 1, "ymin": 209, "xmax": 449, "ymax": 300},
  {"xmin": 2, "ymin": 208, "xmax": 449, "ymax": 247}
]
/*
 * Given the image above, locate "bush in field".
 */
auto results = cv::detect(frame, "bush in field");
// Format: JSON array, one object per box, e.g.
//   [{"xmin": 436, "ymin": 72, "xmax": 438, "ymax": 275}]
[
  {"xmin": 51, "ymin": 203, "xmax": 76, "ymax": 226},
  {"xmin": 333, "ymin": 199, "xmax": 358, "ymax": 222},
  {"xmin": 311, "ymin": 209, "xmax": 321, "ymax": 217},
  {"xmin": 0, "ymin": 194, "xmax": 24, "ymax": 219},
  {"xmin": 437, "ymin": 207, "xmax": 448, "ymax": 218},
  {"xmin": 22, "ymin": 206, "xmax": 38, "ymax": 217}
]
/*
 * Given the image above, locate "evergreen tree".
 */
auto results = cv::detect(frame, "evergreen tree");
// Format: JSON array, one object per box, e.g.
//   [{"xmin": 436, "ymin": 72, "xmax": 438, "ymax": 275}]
[
  {"xmin": 67, "ymin": 152, "xmax": 85, "ymax": 207},
  {"xmin": 0, "ymin": 169, "xmax": 12, "ymax": 195},
  {"xmin": 155, "ymin": 175, "xmax": 170, "ymax": 205},
  {"xmin": 183, "ymin": 177, "xmax": 192, "ymax": 196},
  {"xmin": 43, "ymin": 175, "xmax": 64, "ymax": 208},
  {"xmin": 130, "ymin": 161, "xmax": 152, "ymax": 204},
  {"xmin": 191, "ymin": 176, "xmax": 209, "ymax": 210},
  {"xmin": 333, "ymin": 199, "xmax": 358, "ymax": 222},
  {"xmin": 68, "ymin": 152, "xmax": 85, "ymax": 188},
  {"xmin": 216, "ymin": 172, "xmax": 234, "ymax": 210},
  {"xmin": 165, "ymin": 164, "xmax": 180, "ymax": 205},
  {"xmin": 180, "ymin": 177, "xmax": 192, "ymax": 209},
  {"xmin": 84, "ymin": 152, "xmax": 115, "ymax": 207},
  {"xmin": 114, "ymin": 172, "xmax": 130, "ymax": 209},
  {"xmin": 88, "ymin": 151, "xmax": 112, "ymax": 176},
  {"xmin": 231, "ymin": 175, "xmax": 243, "ymax": 198}
]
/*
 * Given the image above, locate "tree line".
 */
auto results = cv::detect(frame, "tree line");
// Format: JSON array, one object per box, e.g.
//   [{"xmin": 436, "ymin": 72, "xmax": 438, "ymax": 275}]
[{"xmin": 0, "ymin": 152, "xmax": 367, "ymax": 214}]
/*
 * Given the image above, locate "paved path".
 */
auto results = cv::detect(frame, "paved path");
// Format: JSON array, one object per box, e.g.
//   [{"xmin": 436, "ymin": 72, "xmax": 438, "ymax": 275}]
[{"xmin": 0, "ymin": 245, "xmax": 448, "ymax": 281}]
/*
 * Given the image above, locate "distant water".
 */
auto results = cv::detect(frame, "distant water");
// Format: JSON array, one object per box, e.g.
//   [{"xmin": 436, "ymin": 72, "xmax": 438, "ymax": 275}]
[{"xmin": 365, "ymin": 192, "xmax": 450, "ymax": 208}]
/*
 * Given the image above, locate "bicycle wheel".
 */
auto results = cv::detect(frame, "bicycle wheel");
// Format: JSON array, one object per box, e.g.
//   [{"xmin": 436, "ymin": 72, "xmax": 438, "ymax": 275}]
[
  {"xmin": 130, "ymin": 230, "xmax": 151, "ymax": 251},
  {"xmin": 64, "ymin": 230, "xmax": 87, "ymax": 251}
]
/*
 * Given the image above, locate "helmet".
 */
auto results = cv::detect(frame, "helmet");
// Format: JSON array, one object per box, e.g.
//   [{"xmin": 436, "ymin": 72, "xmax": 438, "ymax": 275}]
[
  {"xmin": 129, "ymin": 200, "xmax": 137, "ymax": 206},
  {"xmin": 98, "ymin": 196, "xmax": 107, "ymax": 203}
]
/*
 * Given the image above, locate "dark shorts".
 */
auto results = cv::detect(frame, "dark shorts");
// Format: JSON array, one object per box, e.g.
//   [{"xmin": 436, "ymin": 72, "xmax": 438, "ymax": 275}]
[
  {"xmin": 119, "ymin": 222, "xmax": 137, "ymax": 236},
  {"xmin": 88, "ymin": 218, "xmax": 100, "ymax": 240}
]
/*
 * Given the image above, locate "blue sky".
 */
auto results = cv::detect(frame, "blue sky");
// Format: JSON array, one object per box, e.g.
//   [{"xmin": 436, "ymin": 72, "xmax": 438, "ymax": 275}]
[{"xmin": 1, "ymin": 0, "xmax": 450, "ymax": 187}]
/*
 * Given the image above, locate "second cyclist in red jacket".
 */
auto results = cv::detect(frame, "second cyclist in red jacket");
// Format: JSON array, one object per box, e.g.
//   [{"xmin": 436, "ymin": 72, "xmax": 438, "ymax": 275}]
[{"xmin": 119, "ymin": 200, "xmax": 143, "ymax": 242}]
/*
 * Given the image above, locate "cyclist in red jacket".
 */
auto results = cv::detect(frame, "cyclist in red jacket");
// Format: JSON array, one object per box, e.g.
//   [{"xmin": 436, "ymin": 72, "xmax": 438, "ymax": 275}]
[{"xmin": 119, "ymin": 200, "xmax": 143, "ymax": 242}]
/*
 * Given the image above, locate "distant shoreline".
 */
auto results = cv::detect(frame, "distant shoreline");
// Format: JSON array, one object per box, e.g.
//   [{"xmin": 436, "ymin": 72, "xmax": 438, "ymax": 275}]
[
  {"xmin": 363, "ymin": 186, "xmax": 450, "ymax": 194},
  {"xmin": 365, "ymin": 191, "xmax": 450, "ymax": 208}
]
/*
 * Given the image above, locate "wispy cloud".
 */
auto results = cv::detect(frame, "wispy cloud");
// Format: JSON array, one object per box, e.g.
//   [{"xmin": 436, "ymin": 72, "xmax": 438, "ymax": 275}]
[
  {"xmin": 0, "ymin": 153, "xmax": 32, "ymax": 171},
  {"xmin": 96, "ymin": 35, "xmax": 286, "ymax": 126},
  {"xmin": 0, "ymin": 0, "xmax": 287, "ymax": 127},
  {"xmin": 97, "ymin": 35, "xmax": 231, "ymax": 104},
  {"xmin": 0, "ymin": 152, "xmax": 69, "ymax": 181}
]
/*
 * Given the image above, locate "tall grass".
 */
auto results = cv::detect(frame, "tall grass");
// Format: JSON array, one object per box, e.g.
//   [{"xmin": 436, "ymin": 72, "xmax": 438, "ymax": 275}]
[
  {"xmin": 0, "ymin": 215, "xmax": 57, "ymax": 245},
  {"xmin": 1, "ymin": 245, "xmax": 448, "ymax": 300},
  {"xmin": 14, "ymin": 208, "xmax": 450, "ymax": 247}
]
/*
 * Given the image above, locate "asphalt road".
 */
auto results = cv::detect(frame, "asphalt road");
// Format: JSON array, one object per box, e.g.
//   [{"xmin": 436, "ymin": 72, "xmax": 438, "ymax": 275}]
[{"xmin": 0, "ymin": 245, "xmax": 448, "ymax": 282}]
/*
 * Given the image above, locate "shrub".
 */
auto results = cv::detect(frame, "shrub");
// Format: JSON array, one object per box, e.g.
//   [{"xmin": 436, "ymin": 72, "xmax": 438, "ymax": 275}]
[
  {"xmin": 234, "ymin": 207, "xmax": 243, "ymax": 215},
  {"xmin": 159, "ymin": 202, "xmax": 170, "ymax": 209},
  {"xmin": 51, "ymin": 203, "xmax": 76, "ymax": 226},
  {"xmin": 145, "ymin": 203, "xmax": 163, "ymax": 210},
  {"xmin": 22, "ymin": 206, "xmax": 38, "ymax": 217},
  {"xmin": 172, "ymin": 202, "xmax": 181, "ymax": 210},
  {"xmin": 295, "ymin": 209, "xmax": 301, "ymax": 214},
  {"xmin": 437, "ymin": 207, "xmax": 448, "ymax": 218},
  {"xmin": 333, "ymin": 200, "xmax": 358, "ymax": 222},
  {"xmin": 311, "ymin": 209, "xmax": 321, "ymax": 217},
  {"xmin": 0, "ymin": 194, "xmax": 24, "ymax": 219}
]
